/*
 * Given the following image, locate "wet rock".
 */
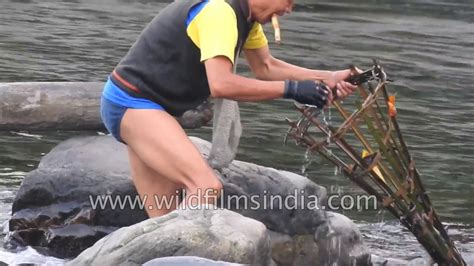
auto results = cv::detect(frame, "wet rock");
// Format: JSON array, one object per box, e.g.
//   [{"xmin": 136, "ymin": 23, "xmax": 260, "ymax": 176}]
[
  {"xmin": 9, "ymin": 136, "xmax": 147, "ymax": 258},
  {"xmin": 66, "ymin": 208, "xmax": 272, "ymax": 266},
  {"xmin": 143, "ymin": 256, "xmax": 245, "ymax": 266},
  {"xmin": 269, "ymin": 212, "xmax": 369, "ymax": 266},
  {"xmin": 370, "ymin": 255, "xmax": 409, "ymax": 265},
  {"xmin": 406, "ymin": 258, "xmax": 429, "ymax": 266},
  {"xmin": 371, "ymin": 254, "xmax": 474, "ymax": 265},
  {"xmin": 193, "ymin": 137, "xmax": 371, "ymax": 265},
  {"xmin": 176, "ymin": 100, "xmax": 214, "ymax": 129},
  {"xmin": 312, "ymin": 212, "xmax": 370, "ymax": 265},
  {"xmin": 190, "ymin": 137, "xmax": 329, "ymax": 235},
  {"xmin": 9, "ymin": 135, "xmax": 370, "ymax": 264},
  {"xmin": 0, "ymin": 82, "xmax": 212, "ymax": 131}
]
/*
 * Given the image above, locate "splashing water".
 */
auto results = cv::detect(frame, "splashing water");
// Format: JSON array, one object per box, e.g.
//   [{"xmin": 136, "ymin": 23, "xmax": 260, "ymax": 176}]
[
  {"xmin": 326, "ymin": 130, "xmax": 332, "ymax": 146},
  {"xmin": 301, "ymin": 148, "xmax": 312, "ymax": 174},
  {"xmin": 329, "ymin": 185, "xmax": 344, "ymax": 197},
  {"xmin": 322, "ymin": 108, "xmax": 329, "ymax": 126},
  {"xmin": 330, "ymin": 236, "xmax": 342, "ymax": 261},
  {"xmin": 328, "ymin": 106, "xmax": 332, "ymax": 124},
  {"xmin": 0, "ymin": 246, "xmax": 65, "ymax": 265},
  {"xmin": 376, "ymin": 209, "xmax": 386, "ymax": 238}
]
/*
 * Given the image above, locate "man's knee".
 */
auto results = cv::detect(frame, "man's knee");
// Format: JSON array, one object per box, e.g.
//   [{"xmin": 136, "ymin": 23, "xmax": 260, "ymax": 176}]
[
  {"xmin": 190, "ymin": 174, "xmax": 223, "ymax": 196},
  {"xmin": 209, "ymin": 177, "xmax": 223, "ymax": 196}
]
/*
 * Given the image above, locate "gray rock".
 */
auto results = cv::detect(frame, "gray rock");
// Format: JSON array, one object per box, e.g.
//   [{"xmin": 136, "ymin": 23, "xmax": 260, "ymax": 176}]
[
  {"xmin": 175, "ymin": 99, "xmax": 213, "ymax": 129},
  {"xmin": 0, "ymin": 82, "xmax": 212, "ymax": 131},
  {"xmin": 208, "ymin": 99, "xmax": 242, "ymax": 169},
  {"xmin": 192, "ymin": 136, "xmax": 328, "ymax": 236},
  {"xmin": 9, "ymin": 136, "xmax": 146, "ymax": 258},
  {"xmin": 371, "ymin": 254, "xmax": 474, "ymax": 266},
  {"xmin": 370, "ymin": 255, "xmax": 409, "ymax": 265},
  {"xmin": 9, "ymin": 135, "xmax": 370, "ymax": 264},
  {"xmin": 312, "ymin": 212, "xmax": 370, "ymax": 265},
  {"xmin": 269, "ymin": 212, "xmax": 370, "ymax": 266},
  {"xmin": 195, "ymin": 137, "xmax": 373, "ymax": 264},
  {"xmin": 67, "ymin": 208, "xmax": 272, "ymax": 266},
  {"xmin": 463, "ymin": 254, "xmax": 474, "ymax": 266},
  {"xmin": 0, "ymin": 82, "xmax": 103, "ymax": 131},
  {"xmin": 11, "ymin": 136, "xmax": 145, "ymax": 223},
  {"xmin": 143, "ymin": 256, "xmax": 245, "ymax": 266}
]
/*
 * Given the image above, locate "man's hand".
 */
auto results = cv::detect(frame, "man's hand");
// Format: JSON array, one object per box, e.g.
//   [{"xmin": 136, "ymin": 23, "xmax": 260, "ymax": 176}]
[
  {"xmin": 283, "ymin": 80, "xmax": 329, "ymax": 108},
  {"xmin": 322, "ymin": 69, "xmax": 359, "ymax": 101}
]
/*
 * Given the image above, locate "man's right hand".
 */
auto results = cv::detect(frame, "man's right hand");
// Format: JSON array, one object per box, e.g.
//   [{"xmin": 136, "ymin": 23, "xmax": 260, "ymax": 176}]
[
  {"xmin": 283, "ymin": 80, "xmax": 330, "ymax": 108},
  {"xmin": 323, "ymin": 69, "xmax": 360, "ymax": 100}
]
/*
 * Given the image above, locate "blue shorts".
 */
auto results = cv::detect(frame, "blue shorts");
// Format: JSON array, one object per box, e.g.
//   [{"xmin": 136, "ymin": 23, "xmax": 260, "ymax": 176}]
[{"xmin": 100, "ymin": 77, "xmax": 164, "ymax": 143}]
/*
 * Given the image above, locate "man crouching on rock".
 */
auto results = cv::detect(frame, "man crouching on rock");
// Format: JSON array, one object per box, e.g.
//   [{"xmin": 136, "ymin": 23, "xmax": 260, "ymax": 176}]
[{"xmin": 100, "ymin": 0, "xmax": 357, "ymax": 217}]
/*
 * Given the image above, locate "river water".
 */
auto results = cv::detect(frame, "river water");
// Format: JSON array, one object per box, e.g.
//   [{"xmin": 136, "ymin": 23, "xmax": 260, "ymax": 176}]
[{"xmin": 0, "ymin": 0, "xmax": 473, "ymax": 264}]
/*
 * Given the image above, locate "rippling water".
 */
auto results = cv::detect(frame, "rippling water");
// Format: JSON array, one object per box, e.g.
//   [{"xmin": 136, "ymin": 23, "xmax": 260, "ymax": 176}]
[{"xmin": 0, "ymin": 0, "xmax": 473, "ymax": 263}]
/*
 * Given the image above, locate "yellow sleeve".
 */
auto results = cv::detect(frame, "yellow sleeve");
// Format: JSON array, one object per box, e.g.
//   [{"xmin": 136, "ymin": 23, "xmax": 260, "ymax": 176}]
[
  {"xmin": 186, "ymin": 1, "xmax": 238, "ymax": 64},
  {"xmin": 243, "ymin": 23, "xmax": 268, "ymax": 49}
]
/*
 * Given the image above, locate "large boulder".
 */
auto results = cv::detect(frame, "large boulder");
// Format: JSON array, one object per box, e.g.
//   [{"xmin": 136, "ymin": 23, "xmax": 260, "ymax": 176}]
[
  {"xmin": 190, "ymin": 137, "xmax": 328, "ymax": 236},
  {"xmin": 0, "ymin": 82, "xmax": 212, "ymax": 130},
  {"xmin": 66, "ymin": 208, "xmax": 272, "ymax": 266},
  {"xmin": 8, "ymin": 136, "xmax": 146, "ymax": 258},
  {"xmin": 8, "ymin": 135, "xmax": 370, "ymax": 264}
]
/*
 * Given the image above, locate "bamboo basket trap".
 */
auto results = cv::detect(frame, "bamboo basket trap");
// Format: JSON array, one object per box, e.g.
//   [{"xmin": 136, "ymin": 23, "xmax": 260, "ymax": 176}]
[{"xmin": 283, "ymin": 60, "xmax": 466, "ymax": 265}]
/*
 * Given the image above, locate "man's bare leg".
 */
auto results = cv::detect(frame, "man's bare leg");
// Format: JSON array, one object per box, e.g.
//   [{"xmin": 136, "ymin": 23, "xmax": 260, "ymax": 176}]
[
  {"xmin": 120, "ymin": 109, "xmax": 222, "ymax": 216},
  {"xmin": 127, "ymin": 146, "xmax": 182, "ymax": 217}
]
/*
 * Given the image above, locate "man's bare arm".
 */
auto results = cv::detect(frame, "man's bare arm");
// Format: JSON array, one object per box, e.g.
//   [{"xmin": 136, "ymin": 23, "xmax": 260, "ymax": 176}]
[
  {"xmin": 244, "ymin": 45, "xmax": 331, "ymax": 81},
  {"xmin": 244, "ymin": 45, "xmax": 358, "ymax": 98},
  {"xmin": 204, "ymin": 56, "xmax": 285, "ymax": 101}
]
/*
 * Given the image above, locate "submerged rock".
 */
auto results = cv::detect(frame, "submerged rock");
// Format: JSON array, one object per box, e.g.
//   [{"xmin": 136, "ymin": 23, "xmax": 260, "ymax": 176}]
[
  {"xmin": 8, "ymin": 135, "xmax": 370, "ymax": 264},
  {"xmin": 67, "ymin": 208, "xmax": 272, "ymax": 266},
  {"xmin": 0, "ymin": 82, "xmax": 212, "ymax": 130}
]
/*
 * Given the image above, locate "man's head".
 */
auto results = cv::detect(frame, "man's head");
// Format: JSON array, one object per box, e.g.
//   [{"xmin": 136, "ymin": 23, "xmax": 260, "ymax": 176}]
[{"xmin": 248, "ymin": 0, "xmax": 294, "ymax": 24}]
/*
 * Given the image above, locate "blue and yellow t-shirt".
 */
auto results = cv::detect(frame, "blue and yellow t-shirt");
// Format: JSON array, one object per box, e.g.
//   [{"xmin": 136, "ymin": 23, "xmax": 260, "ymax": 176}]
[
  {"xmin": 108, "ymin": 0, "xmax": 263, "ymax": 114},
  {"xmin": 186, "ymin": 0, "xmax": 268, "ymax": 64}
]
